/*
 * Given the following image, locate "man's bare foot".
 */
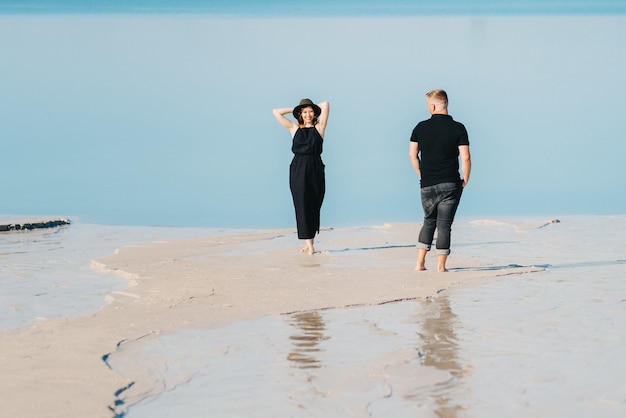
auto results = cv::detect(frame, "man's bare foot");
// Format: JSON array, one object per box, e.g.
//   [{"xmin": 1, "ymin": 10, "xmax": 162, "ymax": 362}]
[
  {"xmin": 415, "ymin": 249, "xmax": 428, "ymax": 272},
  {"xmin": 437, "ymin": 255, "xmax": 449, "ymax": 273}
]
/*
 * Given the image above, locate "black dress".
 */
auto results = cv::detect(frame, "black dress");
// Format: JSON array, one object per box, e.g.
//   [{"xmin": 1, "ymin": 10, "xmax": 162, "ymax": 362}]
[{"xmin": 290, "ymin": 127, "xmax": 325, "ymax": 239}]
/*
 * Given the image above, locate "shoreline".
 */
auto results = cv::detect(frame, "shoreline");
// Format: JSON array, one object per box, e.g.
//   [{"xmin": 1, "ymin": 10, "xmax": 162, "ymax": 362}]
[{"xmin": 0, "ymin": 222, "xmax": 542, "ymax": 417}]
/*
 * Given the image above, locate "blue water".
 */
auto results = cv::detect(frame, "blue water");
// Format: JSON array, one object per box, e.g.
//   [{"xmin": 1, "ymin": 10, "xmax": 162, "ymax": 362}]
[
  {"xmin": 1, "ymin": 13, "xmax": 625, "ymax": 228},
  {"xmin": 1, "ymin": 0, "xmax": 624, "ymax": 15}
]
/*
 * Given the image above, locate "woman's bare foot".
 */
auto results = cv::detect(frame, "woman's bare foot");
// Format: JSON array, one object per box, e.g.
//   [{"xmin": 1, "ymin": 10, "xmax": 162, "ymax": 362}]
[
  {"xmin": 415, "ymin": 264, "xmax": 426, "ymax": 271},
  {"xmin": 301, "ymin": 239, "xmax": 314, "ymax": 255}
]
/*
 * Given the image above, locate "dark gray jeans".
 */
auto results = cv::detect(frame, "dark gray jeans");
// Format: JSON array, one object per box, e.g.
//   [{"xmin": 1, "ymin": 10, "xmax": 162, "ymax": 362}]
[{"xmin": 417, "ymin": 182, "xmax": 463, "ymax": 256}]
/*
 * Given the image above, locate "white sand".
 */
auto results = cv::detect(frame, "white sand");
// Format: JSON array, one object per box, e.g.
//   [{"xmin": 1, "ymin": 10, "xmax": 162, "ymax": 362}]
[{"xmin": 0, "ymin": 223, "xmax": 540, "ymax": 417}]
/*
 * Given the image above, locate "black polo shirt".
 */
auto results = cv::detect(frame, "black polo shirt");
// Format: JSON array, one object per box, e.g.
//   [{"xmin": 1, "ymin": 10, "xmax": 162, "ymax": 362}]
[{"xmin": 410, "ymin": 114, "xmax": 469, "ymax": 188}]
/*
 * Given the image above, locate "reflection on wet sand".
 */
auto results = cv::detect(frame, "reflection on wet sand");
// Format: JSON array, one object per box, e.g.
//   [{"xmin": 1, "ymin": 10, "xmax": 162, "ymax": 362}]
[
  {"xmin": 284, "ymin": 299, "xmax": 468, "ymax": 415},
  {"xmin": 287, "ymin": 311, "xmax": 328, "ymax": 369},
  {"xmin": 416, "ymin": 296, "xmax": 465, "ymax": 418}
]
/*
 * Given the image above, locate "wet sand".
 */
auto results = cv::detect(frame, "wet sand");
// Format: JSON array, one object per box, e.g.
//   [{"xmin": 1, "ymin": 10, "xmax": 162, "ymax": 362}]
[{"xmin": 0, "ymin": 223, "xmax": 540, "ymax": 417}]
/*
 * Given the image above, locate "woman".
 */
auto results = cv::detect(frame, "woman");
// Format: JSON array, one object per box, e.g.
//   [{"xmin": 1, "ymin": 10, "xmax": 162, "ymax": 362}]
[{"xmin": 273, "ymin": 98, "xmax": 330, "ymax": 255}]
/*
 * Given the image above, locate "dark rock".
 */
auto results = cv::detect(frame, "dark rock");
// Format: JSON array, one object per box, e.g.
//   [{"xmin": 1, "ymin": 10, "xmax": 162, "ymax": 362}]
[{"xmin": 0, "ymin": 218, "xmax": 71, "ymax": 233}]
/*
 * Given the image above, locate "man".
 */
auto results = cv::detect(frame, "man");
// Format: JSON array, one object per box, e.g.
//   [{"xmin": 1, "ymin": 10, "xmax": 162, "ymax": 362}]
[{"xmin": 409, "ymin": 89, "xmax": 471, "ymax": 272}]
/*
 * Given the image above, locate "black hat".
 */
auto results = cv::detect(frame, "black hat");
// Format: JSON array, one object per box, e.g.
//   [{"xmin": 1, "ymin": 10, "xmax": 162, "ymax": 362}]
[{"xmin": 292, "ymin": 98, "xmax": 321, "ymax": 119}]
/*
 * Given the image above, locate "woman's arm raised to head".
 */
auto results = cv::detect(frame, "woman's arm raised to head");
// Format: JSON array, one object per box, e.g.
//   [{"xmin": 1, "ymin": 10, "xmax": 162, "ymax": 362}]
[
  {"xmin": 316, "ymin": 101, "xmax": 330, "ymax": 138},
  {"xmin": 273, "ymin": 107, "xmax": 297, "ymax": 133}
]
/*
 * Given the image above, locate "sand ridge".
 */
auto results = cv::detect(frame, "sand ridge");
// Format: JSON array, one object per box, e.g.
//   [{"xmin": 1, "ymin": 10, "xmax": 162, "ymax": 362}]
[{"xmin": 0, "ymin": 223, "xmax": 541, "ymax": 417}]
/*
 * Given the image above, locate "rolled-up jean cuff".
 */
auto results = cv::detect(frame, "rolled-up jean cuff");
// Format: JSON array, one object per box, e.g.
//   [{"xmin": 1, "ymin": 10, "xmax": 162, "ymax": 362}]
[
  {"xmin": 436, "ymin": 248, "xmax": 451, "ymax": 256},
  {"xmin": 416, "ymin": 242, "xmax": 431, "ymax": 251}
]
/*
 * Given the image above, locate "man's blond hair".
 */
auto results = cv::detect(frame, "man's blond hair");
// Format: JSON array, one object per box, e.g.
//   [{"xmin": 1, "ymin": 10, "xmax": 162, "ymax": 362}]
[{"xmin": 425, "ymin": 89, "xmax": 448, "ymax": 109}]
